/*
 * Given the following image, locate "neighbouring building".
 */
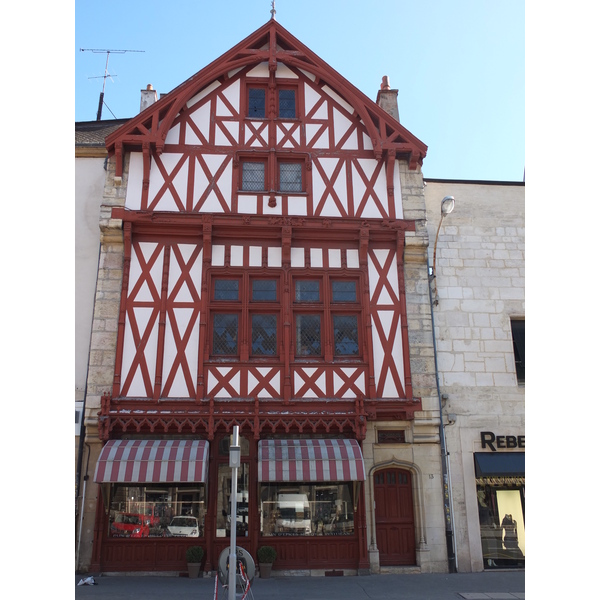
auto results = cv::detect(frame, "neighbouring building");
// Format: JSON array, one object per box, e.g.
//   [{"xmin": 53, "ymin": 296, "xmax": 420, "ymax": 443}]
[
  {"xmin": 75, "ymin": 118, "xmax": 129, "ymax": 561},
  {"xmin": 423, "ymin": 179, "xmax": 525, "ymax": 572},
  {"xmin": 75, "ymin": 17, "xmax": 524, "ymax": 577}
]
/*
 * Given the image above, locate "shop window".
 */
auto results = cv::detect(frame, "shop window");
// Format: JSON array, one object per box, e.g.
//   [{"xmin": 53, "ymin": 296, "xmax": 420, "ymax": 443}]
[
  {"xmin": 510, "ymin": 319, "xmax": 525, "ymax": 384},
  {"xmin": 108, "ymin": 484, "xmax": 206, "ymax": 539},
  {"xmin": 241, "ymin": 160, "xmax": 266, "ymax": 191},
  {"xmin": 248, "ymin": 87, "xmax": 266, "ymax": 118},
  {"xmin": 477, "ymin": 483, "xmax": 525, "ymax": 568},
  {"xmin": 278, "ymin": 89, "xmax": 296, "ymax": 118},
  {"xmin": 260, "ymin": 482, "xmax": 355, "ymax": 537}
]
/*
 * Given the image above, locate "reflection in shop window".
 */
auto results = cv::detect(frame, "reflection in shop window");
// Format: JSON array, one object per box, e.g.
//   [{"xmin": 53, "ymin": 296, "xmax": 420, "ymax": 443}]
[
  {"xmin": 108, "ymin": 484, "xmax": 206, "ymax": 538},
  {"xmin": 477, "ymin": 482, "xmax": 525, "ymax": 568},
  {"xmin": 216, "ymin": 463, "xmax": 249, "ymax": 538},
  {"xmin": 260, "ymin": 483, "xmax": 355, "ymax": 537}
]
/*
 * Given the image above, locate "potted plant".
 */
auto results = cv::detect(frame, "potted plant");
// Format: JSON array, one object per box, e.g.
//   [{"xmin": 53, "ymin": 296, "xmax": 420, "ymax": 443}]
[
  {"xmin": 257, "ymin": 545, "xmax": 277, "ymax": 579},
  {"xmin": 185, "ymin": 546, "xmax": 204, "ymax": 578}
]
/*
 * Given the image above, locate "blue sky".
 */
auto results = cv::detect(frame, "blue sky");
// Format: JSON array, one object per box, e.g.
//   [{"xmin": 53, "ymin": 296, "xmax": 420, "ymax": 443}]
[{"xmin": 75, "ymin": 0, "xmax": 524, "ymax": 182}]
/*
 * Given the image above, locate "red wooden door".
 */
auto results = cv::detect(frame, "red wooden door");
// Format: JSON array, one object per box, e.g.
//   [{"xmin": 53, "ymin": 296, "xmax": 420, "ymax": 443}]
[{"xmin": 374, "ymin": 468, "xmax": 416, "ymax": 565}]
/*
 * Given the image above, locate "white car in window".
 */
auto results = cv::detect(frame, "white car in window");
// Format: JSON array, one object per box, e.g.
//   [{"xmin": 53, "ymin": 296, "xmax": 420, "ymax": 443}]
[{"xmin": 168, "ymin": 516, "xmax": 200, "ymax": 537}]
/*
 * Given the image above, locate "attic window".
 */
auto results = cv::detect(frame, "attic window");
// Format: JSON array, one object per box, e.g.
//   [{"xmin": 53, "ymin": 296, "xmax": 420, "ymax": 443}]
[
  {"xmin": 278, "ymin": 89, "xmax": 296, "ymax": 118},
  {"xmin": 248, "ymin": 88, "xmax": 266, "ymax": 118}
]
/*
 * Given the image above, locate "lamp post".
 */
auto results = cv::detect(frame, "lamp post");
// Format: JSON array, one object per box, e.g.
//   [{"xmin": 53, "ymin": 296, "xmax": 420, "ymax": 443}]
[
  {"xmin": 430, "ymin": 196, "xmax": 455, "ymax": 306},
  {"xmin": 427, "ymin": 195, "xmax": 457, "ymax": 572},
  {"xmin": 228, "ymin": 426, "xmax": 241, "ymax": 600}
]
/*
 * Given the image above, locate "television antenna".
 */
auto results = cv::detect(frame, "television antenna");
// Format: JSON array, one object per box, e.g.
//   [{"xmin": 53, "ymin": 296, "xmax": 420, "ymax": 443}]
[{"xmin": 80, "ymin": 48, "xmax": 145, "ymax": 120}]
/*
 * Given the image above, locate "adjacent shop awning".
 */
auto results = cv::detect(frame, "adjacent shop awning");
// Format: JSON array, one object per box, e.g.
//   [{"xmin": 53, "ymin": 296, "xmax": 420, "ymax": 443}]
[
  {"xmin": 258, "ymin": 439, "xmax": 366, "ymax": 482},
  {"xmin": 474, "ymin": 452, "xmax": 525, "ymax": 478},
  {"xmin": 94, "ymin": 439, "xmax": 209, "ymax": 483}
]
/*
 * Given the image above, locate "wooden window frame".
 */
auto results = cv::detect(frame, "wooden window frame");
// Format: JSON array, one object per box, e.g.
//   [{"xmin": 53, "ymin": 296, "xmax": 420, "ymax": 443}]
[
  {"xmin": 240, "ymin": 158, "xmax": 268, "ymax": 193},
  {"xmin": 277, "ymin": 86, "xmax": 298, "ymax": 119},
  {"xmin": 209, "ymin": 273, "xmax": 282, "ymax": 361},
  {"xmin": 247, "ymin": 85, "xmax": 267, "ymax": 119},
  {"xmin": 277, "ymin": 159, "xmax": 305, "ymax": 193}
]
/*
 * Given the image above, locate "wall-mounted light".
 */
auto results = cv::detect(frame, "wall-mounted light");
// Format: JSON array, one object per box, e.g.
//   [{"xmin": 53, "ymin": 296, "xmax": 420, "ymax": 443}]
[{"xmin": 430, "ymin": 196, "xmax": 455, "ymax": 306}]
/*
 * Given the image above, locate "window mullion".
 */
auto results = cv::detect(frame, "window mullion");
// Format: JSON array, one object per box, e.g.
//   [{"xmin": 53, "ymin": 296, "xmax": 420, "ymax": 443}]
[
  {"xmin": 323, "ymin": 274, "xmax": 333, "ymax": 362},
  {"xmin": 240, "ymin": 274, "xmax": 250, "ymax": 361}
]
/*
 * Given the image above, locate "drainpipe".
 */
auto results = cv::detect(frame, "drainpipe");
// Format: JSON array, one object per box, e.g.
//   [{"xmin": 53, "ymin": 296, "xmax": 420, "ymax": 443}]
[{"xmin": 427, "ymin": 252, "xmax": 457, "ymax": 573}]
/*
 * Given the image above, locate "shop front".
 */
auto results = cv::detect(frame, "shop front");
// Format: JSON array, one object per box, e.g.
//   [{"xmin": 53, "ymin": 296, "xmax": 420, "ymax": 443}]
[
  {"xmin": 91, "ymin": 434, "xmax": 368, "ymax": 574},
  {"xmin": 475, "ymin": 433, "xmax": 525, "ymax": 569},
  {"xmin": 92, "ymin": 438, "xmax": 210, "ymax": 572}
]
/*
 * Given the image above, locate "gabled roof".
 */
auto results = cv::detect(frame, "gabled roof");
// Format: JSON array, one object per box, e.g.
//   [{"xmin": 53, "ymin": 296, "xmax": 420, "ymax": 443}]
[{"xmin": 106, "ymin": 18, "xmax": 427, "ymax": 170}]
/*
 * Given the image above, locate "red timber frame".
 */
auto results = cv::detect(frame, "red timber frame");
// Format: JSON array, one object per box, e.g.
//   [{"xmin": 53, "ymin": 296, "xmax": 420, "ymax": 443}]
[
  {"xmin": 100, "ymin": 213, "xmax": 421, "ymax": 436},
  {"xmin": 95, "ymin": 18, "xmax": 427, "ymax": 575},
  {"xmin": 105, "ymin": 19, "xmax": 427, "ymax": 183}
]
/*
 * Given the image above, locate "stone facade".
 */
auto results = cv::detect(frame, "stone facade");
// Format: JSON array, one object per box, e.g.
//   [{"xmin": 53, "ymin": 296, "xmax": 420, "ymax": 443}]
[{"xmin": 423, "ymin": 179, "xmax": 525, "ymax": 572}]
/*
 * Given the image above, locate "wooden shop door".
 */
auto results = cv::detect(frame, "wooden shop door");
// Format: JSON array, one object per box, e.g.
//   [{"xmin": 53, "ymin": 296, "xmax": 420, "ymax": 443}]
[{"xmin": 374, "ymin": 468, "xmax": 416, "ymax": 565}]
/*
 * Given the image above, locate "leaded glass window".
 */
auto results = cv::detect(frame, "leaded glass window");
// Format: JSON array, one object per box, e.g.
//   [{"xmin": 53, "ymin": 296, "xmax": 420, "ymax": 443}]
[
  {"xmin": 295, "ymin": 280, "xmax": 320, "ymax": 302},
  {"xmin": 212, "ymin": 314, "xmax": 238, "ymax": 355},
  {"xmin": 279, "ymin": 162, "xmax": 303, "ymax": 192},
  {"xmin": 332, "ymin": 281, "xmax": 357, "ymax": 302},
  {"xmin": 241, "ymin": 161, "xmax": 265, "ymax": 191},
  {"xmin": 296, "ymin": 314, "xmax": 321, "ymax": 356},
  {"xmin": 333, "ymin": 315, "xmax": 359, "ymax": 355},
  {"xmin": 252, "ymin": 279, "xmax": 277, "ymax": 302},
  {"xmin": 278, "ymin": 89, "xmax": 296, "ymax": 118},
  {"xmin": 251, "ymin": 314, "xmax": 277, "ymax": 356},
  {"xmin": 248, "ymin": 88, "xmax": 266, "ymax": 118},
  {"xmin": 214, "ymin": 279, "xmax": 239, "ymax": 301}
]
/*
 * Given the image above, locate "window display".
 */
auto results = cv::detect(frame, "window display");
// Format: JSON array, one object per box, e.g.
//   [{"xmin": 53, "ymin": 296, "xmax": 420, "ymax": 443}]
[
  {"xmin": 260, "ymin": 483, "xmax": 355, "ymax": 537},
  {"xmin": 477, "ymin": 483, "xmax": 525, "ymax": 568},
  {"xmin": 108, "ymin": 484, "xmax": 206, "ymax": 538}
]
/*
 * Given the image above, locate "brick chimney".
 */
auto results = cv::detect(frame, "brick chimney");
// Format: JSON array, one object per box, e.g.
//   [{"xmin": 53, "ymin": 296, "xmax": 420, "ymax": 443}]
[
  {"xmin": 140, "ymin": 84, "xmax": 158, "ymax": 112},
  {"xmin": 376, "ymin": 76, "xmax": 400, "ymax": 122}
]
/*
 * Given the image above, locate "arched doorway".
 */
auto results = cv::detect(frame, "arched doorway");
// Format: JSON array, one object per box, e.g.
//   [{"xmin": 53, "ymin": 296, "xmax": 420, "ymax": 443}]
[{"xmin": 373, "ymin": 468, "xmax": 416, "ymax": 565}]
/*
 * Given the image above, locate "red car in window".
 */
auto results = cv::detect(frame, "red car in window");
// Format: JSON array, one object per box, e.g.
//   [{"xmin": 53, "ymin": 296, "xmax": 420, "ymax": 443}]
[{"xmin": 111, "ymin": 513, "xmax": 150, "ymax": 538}]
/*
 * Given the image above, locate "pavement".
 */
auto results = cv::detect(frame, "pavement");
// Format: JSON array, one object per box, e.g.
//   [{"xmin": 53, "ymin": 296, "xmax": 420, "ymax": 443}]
[{"xmin": 75, "ymin": 570, "xmax": 525, "ymax": 600}]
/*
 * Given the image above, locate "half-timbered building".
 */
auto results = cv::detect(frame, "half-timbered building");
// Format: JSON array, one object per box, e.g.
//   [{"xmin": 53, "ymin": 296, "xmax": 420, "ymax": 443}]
[{"xmin": 78, "ymin": 18, "xmax": 449, "ymax": 575}]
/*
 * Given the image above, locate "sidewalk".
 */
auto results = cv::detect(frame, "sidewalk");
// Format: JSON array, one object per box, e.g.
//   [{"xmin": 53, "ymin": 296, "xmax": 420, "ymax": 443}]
[{"xmin": 75, "ymin": 570, "xmax": 525, "ymax": 600}]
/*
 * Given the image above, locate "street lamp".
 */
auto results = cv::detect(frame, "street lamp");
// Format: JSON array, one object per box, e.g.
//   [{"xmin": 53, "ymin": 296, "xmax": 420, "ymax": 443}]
[
  {"xmin": 426, "ymin": 195, "xmax": 458, "ymax": 571},
  {"xmin": 430, "ymin": 196, "xmax": 455, "ymax": 306}
]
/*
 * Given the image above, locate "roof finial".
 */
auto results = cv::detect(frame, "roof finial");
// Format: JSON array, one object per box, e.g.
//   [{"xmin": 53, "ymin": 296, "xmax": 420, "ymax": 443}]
[{"xmin": 270, "ymin": 0, "xmax": 276, "ymax": 20}]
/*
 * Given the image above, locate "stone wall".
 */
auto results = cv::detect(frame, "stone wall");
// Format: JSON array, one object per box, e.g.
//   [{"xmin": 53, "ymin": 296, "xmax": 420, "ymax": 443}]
[{"xmin": 423, "ymin": 179, "xmax": 525, "ymax": 572}]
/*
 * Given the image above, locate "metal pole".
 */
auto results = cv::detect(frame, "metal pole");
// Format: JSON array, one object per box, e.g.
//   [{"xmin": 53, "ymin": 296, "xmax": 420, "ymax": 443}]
[{"xmin": 228, "ymin": 426, "xmax": 240, "ymax": 600}]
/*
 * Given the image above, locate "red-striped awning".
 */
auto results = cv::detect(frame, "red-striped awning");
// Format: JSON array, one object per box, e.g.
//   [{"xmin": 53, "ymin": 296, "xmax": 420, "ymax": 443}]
[
  {"xmin": 258, "ymin": 439, "xmax": 365, "ymax": 482},
  {"xmin": 94, "ymin": 439, "xmax": 209, "ymax": 484}
]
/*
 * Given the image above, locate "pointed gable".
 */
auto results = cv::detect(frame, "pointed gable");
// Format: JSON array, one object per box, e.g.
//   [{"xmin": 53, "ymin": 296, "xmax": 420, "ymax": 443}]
[{"xmin": 106, "ymin": 19, "xmax": 427, "ymax": 181}]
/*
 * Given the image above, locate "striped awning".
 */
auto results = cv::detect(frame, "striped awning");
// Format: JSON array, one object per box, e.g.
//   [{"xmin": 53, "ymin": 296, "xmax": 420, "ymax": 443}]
[
  {"xmin": 94, "ymin": 439, "xmax": 209, "ymax": 484},
  {"xmin": 258, "ymin": 439, "xmax": 365, "ymax": 482}
]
